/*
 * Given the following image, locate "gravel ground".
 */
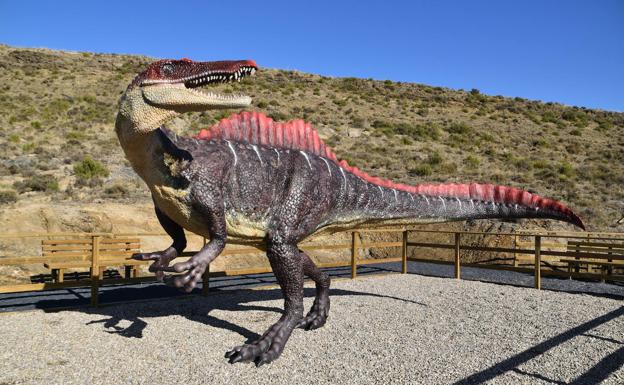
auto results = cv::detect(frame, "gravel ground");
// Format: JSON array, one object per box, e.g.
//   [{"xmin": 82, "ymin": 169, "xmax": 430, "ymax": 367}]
[{"xmin": 0, "ymin": 274, "xmax": 623, "ymax": 385}]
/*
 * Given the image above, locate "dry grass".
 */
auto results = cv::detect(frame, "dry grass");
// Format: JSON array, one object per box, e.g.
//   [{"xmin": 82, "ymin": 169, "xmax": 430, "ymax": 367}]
[{"xmin": 0, "ymin": 44, "xmax": 623, "ymax": 230}]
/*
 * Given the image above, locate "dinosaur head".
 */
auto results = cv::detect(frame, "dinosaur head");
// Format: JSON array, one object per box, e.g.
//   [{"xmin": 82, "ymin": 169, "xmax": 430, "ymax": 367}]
[{"xmin": 118, "ymin": 58, "xmax": 257, "ymax": 132}]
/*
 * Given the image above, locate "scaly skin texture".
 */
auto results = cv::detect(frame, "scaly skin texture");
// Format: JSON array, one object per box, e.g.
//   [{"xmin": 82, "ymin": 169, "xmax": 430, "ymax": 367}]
[{"xmin": 117, "ymin": 58, "xmax": 584, "ymax": 366}]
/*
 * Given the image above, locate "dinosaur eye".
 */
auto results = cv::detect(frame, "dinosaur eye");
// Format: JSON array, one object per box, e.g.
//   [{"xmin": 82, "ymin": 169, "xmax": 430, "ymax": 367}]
[{"xmin": 162, "ymin": 63, "xmax": 174, "ymax": 76}]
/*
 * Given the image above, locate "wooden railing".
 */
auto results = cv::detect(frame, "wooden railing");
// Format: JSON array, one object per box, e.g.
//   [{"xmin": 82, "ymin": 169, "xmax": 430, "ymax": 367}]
[{"xmin": 0, "ymin": 228, "xmax": 622, "ymax": 306}]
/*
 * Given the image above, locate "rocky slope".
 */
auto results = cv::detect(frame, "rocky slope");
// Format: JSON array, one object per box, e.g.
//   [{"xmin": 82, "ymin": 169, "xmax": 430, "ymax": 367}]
[{"xmin": 0, "ymin": 44, "xmax": 623, "ymax": 249}]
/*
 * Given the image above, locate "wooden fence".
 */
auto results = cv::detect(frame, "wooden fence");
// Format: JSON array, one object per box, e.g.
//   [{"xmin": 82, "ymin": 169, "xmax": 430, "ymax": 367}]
[{"xmin": 0, "ymin": 228, "xmax": 622, "ymax": 306}]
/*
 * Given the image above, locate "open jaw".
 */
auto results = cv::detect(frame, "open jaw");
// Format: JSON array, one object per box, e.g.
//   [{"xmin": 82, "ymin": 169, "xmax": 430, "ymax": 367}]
[
  {"xmin": 182, "ymin": 65, "xmax": 257, "ymax": 87},
  {"xmin": 142, "ymin": 62, "xmax": 257, "ymax": 108}
]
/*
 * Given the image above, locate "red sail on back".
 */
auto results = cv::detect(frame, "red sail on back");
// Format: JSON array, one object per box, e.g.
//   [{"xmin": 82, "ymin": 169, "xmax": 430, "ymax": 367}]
[{"xmin": 194, "ymin": 111, "xmax": 583, "ymax": 228}]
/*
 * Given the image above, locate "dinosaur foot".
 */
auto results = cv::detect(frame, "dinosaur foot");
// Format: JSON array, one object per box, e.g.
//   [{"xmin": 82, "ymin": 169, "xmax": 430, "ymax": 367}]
[
  {"xmin": 297, "ymin": 297, "xmax": 330, "ymax": 330},
  {"xmin": 225, "ymin": 317, "xmax": 297, "ymax": 367},
  {"xmin": 132, "ymin": 247, "xmax": 178, "ymax": 281}
]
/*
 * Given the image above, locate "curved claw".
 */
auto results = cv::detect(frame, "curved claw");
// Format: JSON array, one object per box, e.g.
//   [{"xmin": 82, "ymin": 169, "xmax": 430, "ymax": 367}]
[
  {"xmin": 255, "ymin": 357, "xmax": 269, "ymax": 367},
  {"xmin": 225, "ymin": 317, "xmax": 297, "ymax": 365},
  {"xmin": 131, "ymin": 252, "xmax": 160, "ymax": 261},
  {"xmin": 297, "ymin": 299, "xmax": 330, "ymax": 330},
  {"xmin": 171, "ymin": 259, "xmax": 198, "ymax": 273},
  {"xmin": 229, "ymin": 354, "xmax": 244, "ymax": 364},
  {"xmin": 160, "ymin": 260, "xmax": 207, "ymax": 293}
]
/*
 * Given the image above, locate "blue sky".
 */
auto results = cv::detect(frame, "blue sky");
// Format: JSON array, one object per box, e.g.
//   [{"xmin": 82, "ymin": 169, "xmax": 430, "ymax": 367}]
[{"xmin": 1, "ymin": 0, "xmax": 622, "ymax": 111}]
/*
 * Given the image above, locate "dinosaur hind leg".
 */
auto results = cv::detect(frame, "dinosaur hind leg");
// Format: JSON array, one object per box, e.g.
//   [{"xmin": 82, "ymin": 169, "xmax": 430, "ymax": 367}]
[
  {"xmin": 225, "ymin": 242, "xmax": 304, "ymax": 366},
  {"xmin": 297, "ymin": 251, "xmax": 330, "ymax": 330}
]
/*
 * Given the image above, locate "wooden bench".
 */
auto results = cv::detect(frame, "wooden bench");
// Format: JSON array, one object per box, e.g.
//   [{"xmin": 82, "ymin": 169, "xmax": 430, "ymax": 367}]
[
  {"xmin": 42, "ymin": 238, "xmax": 146, "ymax": 283},
  {"xmin": 563, "ymin": 240, "xmax": 624, "ymax": 281}
]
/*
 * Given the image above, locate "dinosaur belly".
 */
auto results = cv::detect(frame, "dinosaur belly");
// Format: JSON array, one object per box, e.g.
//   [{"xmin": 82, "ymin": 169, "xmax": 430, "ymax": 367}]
[
  {"xmin": 224, "ymin": 211, "xmax": 267, "ymax": 240},
  {"xmin": 151, "ymin": 185, "xmax": 267, "ymax": 241}
]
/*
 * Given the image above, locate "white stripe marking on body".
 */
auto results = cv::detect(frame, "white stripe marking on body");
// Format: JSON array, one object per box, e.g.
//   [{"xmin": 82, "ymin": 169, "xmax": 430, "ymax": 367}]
[
  {"xmin": 321, "ymin": 157, "xmax": 332, "ymax": 176},
  {"xmin": 300, "ymin": 151, "xmax": 312, "ymax": 170},
  {"xmin": 226, "ymin": 140, "xmax": 237, "ymax": 166},
  {"xmin": 252, "ymin": 145, "xmax": 263, "ymax": 165}
]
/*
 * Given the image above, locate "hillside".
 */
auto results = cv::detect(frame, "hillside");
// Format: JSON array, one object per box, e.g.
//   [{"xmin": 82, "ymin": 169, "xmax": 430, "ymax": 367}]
[{"xmin": 0, "ymin": 44, "xmax": 623, "ymax": 232}]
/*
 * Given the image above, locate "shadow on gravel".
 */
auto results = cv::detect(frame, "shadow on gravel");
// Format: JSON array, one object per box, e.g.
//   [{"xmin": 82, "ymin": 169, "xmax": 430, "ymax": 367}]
[
  {"xmin": 40, "ymin": 286, "xmax": 426, "ymax": 343},
  {"xmin": 452, "ymin": 306, "xmax": 624, "ymax": 385}
]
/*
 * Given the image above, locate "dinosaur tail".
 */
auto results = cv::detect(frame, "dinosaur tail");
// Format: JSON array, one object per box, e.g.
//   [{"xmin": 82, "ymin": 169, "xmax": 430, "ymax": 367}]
[
  {"xmin": 418, "ymin": 183, "xmax": 582, "ymax": 229},
  {"xmin": 353, "ymin": 181, "xmax": 585, "ymax": 230}
]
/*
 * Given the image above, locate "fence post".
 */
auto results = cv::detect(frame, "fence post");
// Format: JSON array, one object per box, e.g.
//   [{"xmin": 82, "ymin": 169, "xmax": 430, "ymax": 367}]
[
  {"xmin": 402, "ymin": 230, "xmax": 408, "ymax": 274},
  {"xmin": 534, "ymin": 235, "xmax": 541, "ymax": 290},
  {"xmin": 90, "ymin": 236, "xmax": 101, "ymax": 307},
  {"xmin": 513, "ymin": 235, "xmax": 518, "ymax": 267},
  {"xmin": 351, "ymin": 231, "xmax": 359, "ymax": 279},
  {"xmin": 201, "ymin": 237, "xmax": 210, "ymax": 296},
  {"xmin": 454, "ymin": 232, "xmax": 461, "ymax": 279}
]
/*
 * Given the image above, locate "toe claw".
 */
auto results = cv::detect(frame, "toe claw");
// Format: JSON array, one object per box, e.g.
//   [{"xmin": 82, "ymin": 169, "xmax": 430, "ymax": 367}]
[{"xmin": 229, "ymin": 354, "xmax": 243, "ymax": 364}]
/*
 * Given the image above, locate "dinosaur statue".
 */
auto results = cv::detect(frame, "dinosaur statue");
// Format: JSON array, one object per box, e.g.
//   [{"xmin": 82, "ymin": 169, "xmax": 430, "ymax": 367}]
[{"xmin": 115, "ymin": 58, "xmax": 584, "ymax": 366}]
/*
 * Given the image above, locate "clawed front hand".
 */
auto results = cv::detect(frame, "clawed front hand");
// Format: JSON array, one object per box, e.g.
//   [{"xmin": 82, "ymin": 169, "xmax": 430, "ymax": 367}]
[{"xmin": 132, "ymin": 246, "xmax": 179, "ymax": 282}]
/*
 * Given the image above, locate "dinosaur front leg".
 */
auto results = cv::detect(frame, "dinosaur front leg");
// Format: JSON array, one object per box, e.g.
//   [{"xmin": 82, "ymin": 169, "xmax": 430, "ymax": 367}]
[
  {"xmin": 152, "ymin": 193, "xmax": 227, "ymax": 292},
  {"xmin": 226, "ymin": 242, "xmax": 304, "ymax": 366},
  {"xmin": 132, "ymin": 204, "xmax": 186, "ymax": 281},
  {"xmin": 297, "ymin": 251, "xmax": 330, "ymax": 330}
]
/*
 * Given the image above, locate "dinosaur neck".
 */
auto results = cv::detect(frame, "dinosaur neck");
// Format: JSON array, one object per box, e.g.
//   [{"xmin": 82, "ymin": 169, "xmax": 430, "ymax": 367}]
[{"xmin": 115, "ymin": 88, "xmax": 178, "ymax": 180}]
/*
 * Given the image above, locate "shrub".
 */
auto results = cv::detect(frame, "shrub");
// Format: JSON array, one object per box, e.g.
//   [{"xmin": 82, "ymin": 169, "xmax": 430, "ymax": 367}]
[
  {"xmin": 558, "ymin": 162, "xmax": 576, "ymax": 178},
  {"xmin": 512, "ymin": 157, "xmax": 533, "ymax": 170},
  {"xmin": 446, "ymin": 122, "xmax": 472, "ymax": 135},
  {"xmin": 104, "ymin": 184, "xmax": 129, "ymax": 198},
  {"xmin": 532, "ymin": 159, "xmax": 550, "ymax": 169},
  {"xmin": 596, "ymin": 119, "xmax": 613, "ymax": 131},
  {"xmin": 541, "ymin": 112, "xmax": 560, "ymax": 124},
  {"xmin": 371, "ymin": 120, "xmax": 393, "ymax": 129},
  {"xmin": 0, "ymin": 190, "xmax": 17, "ymax": 204},
  {"xmin": 439, "ymin": 161, "xmax": 458, "ymax": 174},
  {"xmin": 531, "ymin": 139, "xmax": 550, "ymax": 148},
  {"xmin": 74, "ymin": 157, "xmax": 109, "ymax": 180},
  {"xmin": 410, "ymin": 164, "xmax": 432, "ymax": 176},
  {"xmin": 350, "ymin": 116, "xmax": 365, "ymax": 128},
  {"xmin": 465, "ymin": 155, "xmax": 480, "ymax": 168},
  {"xmin": 269, "ymin": 112, "xmax": 289, "ymax": 122},
  {"xmin": 427, "ymin": 152, "xmax": 443, "ymax": 165},
  {"xmin": 13, "ymin": 174, "xmax": 59, "ymax": 193},
  {"xmin": 21, "ymin": 143, "xmax": 36, "ymax": 152}
]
